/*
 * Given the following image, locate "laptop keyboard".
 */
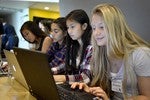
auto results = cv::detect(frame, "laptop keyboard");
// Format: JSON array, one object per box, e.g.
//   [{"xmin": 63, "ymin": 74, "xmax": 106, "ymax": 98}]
[
  {"xmin": 57, "ymin": 84, "xmax": 77, "ymax": 100},
  {"xmin": 57, "ymin": 83, "xmax": 96, "ymax": 100}
]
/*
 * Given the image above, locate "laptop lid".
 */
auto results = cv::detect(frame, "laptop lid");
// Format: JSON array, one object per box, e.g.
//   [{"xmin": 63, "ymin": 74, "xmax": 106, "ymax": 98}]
[
  {"xmin": 13, "ymin": 47, "xmax": 60, "ymax": 100},
  {"xmin": 3, "ymin": 49, "xmax": 29, "ymax": 90}
]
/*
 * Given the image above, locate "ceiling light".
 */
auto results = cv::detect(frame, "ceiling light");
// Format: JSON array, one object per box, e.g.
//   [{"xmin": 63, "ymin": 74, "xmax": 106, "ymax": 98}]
[{"xmin": 44, "ymin": 7, "xmax": 49, "ymax": 10}]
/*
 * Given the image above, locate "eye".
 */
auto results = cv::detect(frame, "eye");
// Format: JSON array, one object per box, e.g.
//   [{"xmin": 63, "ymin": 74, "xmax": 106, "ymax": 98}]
[
  {"xmin": 92, "ymin": 28, "xmax": 96, "ymax": 31},
  {"xmin": 53, "ymin": 29, "xmax": 59, "ymax": 34},
  {"xmin": 99, "ymin": 26, "xmax": 104, "ymax": 29},
  {"xmin": 92, "ymin": 26, "xmax": 96, "ymax": 31},
  {"xmin": 24, "ymin": 32, "xmax": 29, "ymax": 36},
  {"xmin": 54, "ymin": 31, "xmax": 58, "ymax": 33},
  {"xmin": 70, "ymin": 25, "xmax": 74, "ymax": 29},
  {"xmin": 27, "ymin": 32, "xmax": 29, "ymax": 35}
]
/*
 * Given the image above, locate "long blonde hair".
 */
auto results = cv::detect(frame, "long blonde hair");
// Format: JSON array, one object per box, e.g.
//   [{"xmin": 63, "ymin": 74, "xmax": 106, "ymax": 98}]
[{"xmin": 90, "ymin": 3, "xmax": 150, "ymax": 98}]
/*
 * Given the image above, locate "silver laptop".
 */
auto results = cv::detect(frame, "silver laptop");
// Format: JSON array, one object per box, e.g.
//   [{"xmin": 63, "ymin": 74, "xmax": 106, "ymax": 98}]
[{"xmin": 3, "ymin": 49, "xmax": 29, "ymax": 90}]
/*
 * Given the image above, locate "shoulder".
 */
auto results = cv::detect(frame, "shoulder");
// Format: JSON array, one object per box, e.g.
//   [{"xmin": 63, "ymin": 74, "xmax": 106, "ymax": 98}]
[
  {"xmin": 44, "ymin": 36, "xmax": 53, "ymax": 41},
  {"xmin": 131, "ymin": 47, "xmax": 150, "ymax": 60},
  {"xmin": 130, "ymin": 47, "xmax": 150, "ymax": 76},
  {"xmin": 85, "ymin": 45, "xmax": 93, "ymax": 56},
  {"xmin": 42, "ymin": 36, "xmax": 53, "ymax": 47},
  {"xmin": 43, "ymin": 36, "xmax": 53, "ymax": 43},
  {"xmin": 86, "ymin": 45, "xmax": 93, "ymax": 51}
]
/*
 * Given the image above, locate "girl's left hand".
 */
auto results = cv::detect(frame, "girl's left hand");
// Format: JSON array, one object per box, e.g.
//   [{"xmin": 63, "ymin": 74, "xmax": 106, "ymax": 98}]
[{"xmin": 71, "ymin": 82, "xmax": 90, "ymax": 93}]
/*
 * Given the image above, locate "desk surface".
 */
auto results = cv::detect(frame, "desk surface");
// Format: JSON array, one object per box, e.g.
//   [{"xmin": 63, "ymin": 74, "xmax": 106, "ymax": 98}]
[
  {"xmin": 0, "ymin": 77, "xmax": 96, "ymax": 100},
  {"xmin": 0, "ymin": 77, "xmax": 36, "ymax": 100}
]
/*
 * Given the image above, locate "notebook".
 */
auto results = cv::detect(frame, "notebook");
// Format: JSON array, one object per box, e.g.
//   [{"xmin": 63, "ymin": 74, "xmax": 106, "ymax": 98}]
[
  {"xmin": 13, "ymin": 47, "xmax": 96, "ymax": 100},
  {"xmin": 3, "ymin": 49, "xmax": 29, "ymax": 90}
]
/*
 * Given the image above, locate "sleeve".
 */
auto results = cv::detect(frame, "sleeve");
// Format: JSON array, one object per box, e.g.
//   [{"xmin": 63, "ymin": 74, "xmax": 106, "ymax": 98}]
[
  {"xmin": 6, "ymin": 25, "xmax": 15, "ymax": 35},
  {"xmin": 49, "ymin": 46, "xmax": 66, "ymax": 74},
  {"xmin": 47, "ymin": 43, "xmax": 55, "ymax": 62},
  {"xmin": 132, "ymin": 47, "xmax": 150, "ymax": 76},
  {"xmin": 6, "ymin": 36, "xmax": 14, "ymax": 50},
  {"xmin": 65, "ymin": 45, "xmax": 93, "ymax": 84},
  {"xmin": 51, "ymin": 63, "xmax": 65, "ymax": 74}
]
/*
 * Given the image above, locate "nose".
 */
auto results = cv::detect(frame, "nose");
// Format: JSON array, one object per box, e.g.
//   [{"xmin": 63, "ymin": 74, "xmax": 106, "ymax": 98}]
[{"xmin": 94, "ymin": 28, "xmax": 101, "ymax": 35}]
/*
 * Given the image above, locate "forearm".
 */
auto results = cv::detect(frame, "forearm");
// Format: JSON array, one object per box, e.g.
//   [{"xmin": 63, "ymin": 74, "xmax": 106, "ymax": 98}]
[{"xmin": 53, "ymin": 75, "xmax": 66, "ymax": 83}]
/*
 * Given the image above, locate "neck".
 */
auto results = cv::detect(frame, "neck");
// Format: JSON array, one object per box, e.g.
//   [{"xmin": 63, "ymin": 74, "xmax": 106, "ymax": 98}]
[
  {"xmin": 77, "ymin": 38, "xmax": 83, "ymax": 47},
  {"xmin": 35, "ymin": 37, "xmax": 41, "ymax": 43},
  {"xmin": 58, "ymin": 38, "xmax": 64, "ymax": 45},
  {"xmin": 109, "ymin": 58, "xmax": 123, "ymax": 73}
]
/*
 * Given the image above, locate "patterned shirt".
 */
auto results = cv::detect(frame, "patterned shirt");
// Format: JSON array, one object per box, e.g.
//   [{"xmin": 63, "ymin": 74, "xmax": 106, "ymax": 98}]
[
  {"xmin": 65, "ymin": 45, "xmax": 93, "ymax": 84},
  {"xmin": 47, "ymin": 42, "xmax": 66, "ymax": 74}
]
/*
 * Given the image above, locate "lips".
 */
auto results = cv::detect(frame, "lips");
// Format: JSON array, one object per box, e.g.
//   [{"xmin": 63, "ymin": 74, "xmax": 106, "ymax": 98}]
[
  {"xmin": 69, "ymin": 35, "xmax": 75, "ymax": 39},
  {"xmin": 70, "ymin": 35, "xmax": 74, "ymax": 37},
  {"xmin": 96, "ymin": 37, "xmax": 104, "ymax": 41}
]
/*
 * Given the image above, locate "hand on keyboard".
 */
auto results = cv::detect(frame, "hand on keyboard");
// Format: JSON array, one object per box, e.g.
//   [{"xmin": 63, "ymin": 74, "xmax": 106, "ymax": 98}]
[{"xmin": 71, "ymin": 86, "xmax": 84, "ymax": 92}]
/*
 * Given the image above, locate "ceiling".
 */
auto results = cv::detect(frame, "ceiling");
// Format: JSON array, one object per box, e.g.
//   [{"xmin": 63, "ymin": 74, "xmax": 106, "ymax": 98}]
[{"xmin": 0, "ymin": 0, "xmax": 60, "ymax": 16}]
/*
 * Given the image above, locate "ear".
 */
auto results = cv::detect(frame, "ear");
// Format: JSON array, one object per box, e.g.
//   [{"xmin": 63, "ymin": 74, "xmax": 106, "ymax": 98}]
[{"xmin": 82, "ymin": 23, "xmax": 87, "ymax": 30}]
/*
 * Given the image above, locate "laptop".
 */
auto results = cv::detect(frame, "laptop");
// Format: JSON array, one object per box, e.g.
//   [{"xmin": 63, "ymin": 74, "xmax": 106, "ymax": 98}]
[
  {"xmin": 13, "ymin": 47, "xmax": 60, "ymax": 100},
  {"xmin": 3, "ymin": 49, "xmax": 29, "ymax": 90},
  {"xmin": 13, "ymin": 47, "xmax": 96, "ymax": 100}
]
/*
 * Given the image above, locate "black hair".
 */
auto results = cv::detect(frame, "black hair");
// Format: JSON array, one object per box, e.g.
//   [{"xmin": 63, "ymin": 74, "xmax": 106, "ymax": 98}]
[
  {"xmin": 20, "ymin": 21, "xmax": 47, "ymax": 43},
  {"xmin": 65, "ymin": 9, "xmax": 92, "ymax": 74}
]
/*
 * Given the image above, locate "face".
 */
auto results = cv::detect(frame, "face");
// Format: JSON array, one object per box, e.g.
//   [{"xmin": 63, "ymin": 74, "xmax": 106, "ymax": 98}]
[
  {"xmin": 66, "ymin": 20, "xmax": 85, "ymax": 41},
  {"xmin": 91, "ymin": 14, "xmax": 107, "ymax": 46},
  {"xmin": 51, "ymin": 23, "xmax": 66, "ymax": 44},
  {"xmin": 22, "ymin": 29, "xmax": 36, "ymax": 42}
]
